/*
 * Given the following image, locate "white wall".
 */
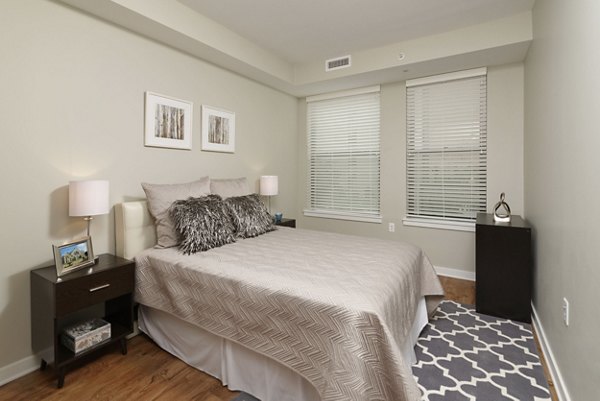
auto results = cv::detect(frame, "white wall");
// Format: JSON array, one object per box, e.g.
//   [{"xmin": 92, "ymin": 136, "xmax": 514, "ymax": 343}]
[
  {"xmin": 297, "ymin": 63, "xmax": 525, "ymax": 274},
  {"xmin": 0, "ymin": 0, "xmax": 297, "ymax": 373},
  {"xmin": 524, "ymin": 1, "xmax": 600, "ymax": 399}
]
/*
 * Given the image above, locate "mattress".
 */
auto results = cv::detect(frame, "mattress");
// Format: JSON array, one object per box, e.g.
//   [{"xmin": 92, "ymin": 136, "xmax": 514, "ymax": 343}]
[{"xmin": 135, "ymin": 227, "xmax": 443, "ymax": 401}]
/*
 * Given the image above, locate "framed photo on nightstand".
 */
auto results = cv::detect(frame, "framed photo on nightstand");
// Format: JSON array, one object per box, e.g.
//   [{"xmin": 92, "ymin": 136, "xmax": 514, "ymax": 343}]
[{"xmin": 52, "ymin": 236, "xmax": 95, "ymax": 277}]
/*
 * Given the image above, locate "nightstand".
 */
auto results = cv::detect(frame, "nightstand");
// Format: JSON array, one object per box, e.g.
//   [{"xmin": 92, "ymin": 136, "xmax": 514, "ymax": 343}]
[
  {"xmin": 276, "ymin": 218, "xmax": 296, "ymax": 228},
  {"xmin": 31, "ymin": 254, "xmax": 135, "ymax": 388},
  {"xmin": 475, "ymin": 213, "xmax": 532, "ymax": 323}
]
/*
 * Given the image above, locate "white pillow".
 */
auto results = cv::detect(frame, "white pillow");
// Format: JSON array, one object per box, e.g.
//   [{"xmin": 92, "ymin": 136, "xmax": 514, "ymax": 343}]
[
  {"xmin": 210, "ymin": 177, "xmax": 251, "ymax": 198},
  {"xmin": 141, "ymin": 177, "xmax": 210, "ymax": 248}
]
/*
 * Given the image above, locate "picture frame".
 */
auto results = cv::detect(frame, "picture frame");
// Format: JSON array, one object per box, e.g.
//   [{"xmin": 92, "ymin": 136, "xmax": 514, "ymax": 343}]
[
  {"xmin": 201, "ymin": 105, "xmax": 235, "ymax": 153},
  {"xmin": 144, "ymin": 92, "xmax": 193, "ymax": 150},
  {"xmin": 53, "ymin": 236, "xmax": 95, "ymax": 277}
]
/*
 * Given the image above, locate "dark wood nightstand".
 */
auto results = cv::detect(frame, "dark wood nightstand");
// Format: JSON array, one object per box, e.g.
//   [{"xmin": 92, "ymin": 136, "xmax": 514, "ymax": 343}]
[
  {"xmin": 276, "ymin": 218, "xmax": 296, "ymax": 228},
  {"xmin": 31, "ymin": 254, "xmax": 135, "ymax": 388},
  {"xmin": 475, "ymin": 213, "xmax": 532, "ymax": 323}
]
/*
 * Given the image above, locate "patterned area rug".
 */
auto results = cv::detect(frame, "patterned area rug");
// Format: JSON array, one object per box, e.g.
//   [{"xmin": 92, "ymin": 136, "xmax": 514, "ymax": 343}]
[
  {"xmin": 413, "ymin": 301, "xmax": 551, "ymax": 401},
  {"xmin": 231, "ymin": 393, "xmax": 260, "ymax": 401},
  {"xmin": 233, "ymin": 300, "xmax": 552, "ymax": 401}
]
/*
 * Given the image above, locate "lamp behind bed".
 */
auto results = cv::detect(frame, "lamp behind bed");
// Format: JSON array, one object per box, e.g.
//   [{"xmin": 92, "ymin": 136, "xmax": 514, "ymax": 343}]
[{"xmin": 259, "ymin": 175, "xmax": 278, "ymax": 213}]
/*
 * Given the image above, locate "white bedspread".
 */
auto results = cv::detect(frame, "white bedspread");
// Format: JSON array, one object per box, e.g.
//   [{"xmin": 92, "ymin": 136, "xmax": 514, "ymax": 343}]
[{"xmin": 135, "ymin": 227, "xmax": 443, "ymax": 401}]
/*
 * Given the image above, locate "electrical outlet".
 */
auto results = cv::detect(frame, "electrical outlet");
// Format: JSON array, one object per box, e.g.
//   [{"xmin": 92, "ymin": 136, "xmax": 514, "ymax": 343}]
[
  {"xmin": 562, "ymin": 297, "xmax": 569, "ymax": 326},
  {"xmin": 388, "ymin": 222, "xmax": 395, "ymax": 233}
]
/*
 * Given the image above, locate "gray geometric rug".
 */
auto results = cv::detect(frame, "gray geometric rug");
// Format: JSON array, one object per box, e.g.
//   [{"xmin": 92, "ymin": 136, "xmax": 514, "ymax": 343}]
[
  {"xmin": 231, "ymin": 393, "xmax": 260, "ymax": 401},
  {"xmin": 232, "ymin": 300, "xmax": 552, "ymax": 401},
  {"xmin": 412, "ymin": 301, "xmax": 551, "ymax": 401}
]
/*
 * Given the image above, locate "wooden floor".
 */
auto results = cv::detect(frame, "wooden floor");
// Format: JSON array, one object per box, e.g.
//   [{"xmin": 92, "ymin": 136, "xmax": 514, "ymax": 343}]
[
  {"xmin": 438, "ymin": 276, "xmax": 476, "ymax": 305},
  {"xmin": 0, "ymin": 335, "xmax": 238, "ymax": 401},
  {"xmin": 1, "ymin": 277, "xmax": 557, "ymax": 401}
]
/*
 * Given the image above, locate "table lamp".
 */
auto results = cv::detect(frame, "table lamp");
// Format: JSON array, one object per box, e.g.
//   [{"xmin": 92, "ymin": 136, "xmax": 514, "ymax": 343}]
[
  {"xmin": 259, "ymin": 175, "xmax": 278, "ymax": 213},
  {"xmin": 69, "ymin": 180, "xmax": 109, "ymax": 241}
]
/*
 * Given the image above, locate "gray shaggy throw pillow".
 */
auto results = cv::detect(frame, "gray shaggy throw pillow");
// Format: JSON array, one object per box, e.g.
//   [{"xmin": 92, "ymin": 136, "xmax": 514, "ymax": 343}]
[
  {"xmin": 224, "ymin": 194, "xmax": 275, "ymax": 238},
  {"xmin": 169, "ymin": 195, "xmax": 236, "ymax": 254}
]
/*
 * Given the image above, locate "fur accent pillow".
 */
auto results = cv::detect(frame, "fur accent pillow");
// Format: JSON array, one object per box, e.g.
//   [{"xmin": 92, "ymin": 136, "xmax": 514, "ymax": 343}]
[
  {"xmin": 169, "ymin": 195, "xmax": 236, "ymax": 254},
  {"xmin": 224, "ymin": 194, "xmax": 275, "ymax": 238}
]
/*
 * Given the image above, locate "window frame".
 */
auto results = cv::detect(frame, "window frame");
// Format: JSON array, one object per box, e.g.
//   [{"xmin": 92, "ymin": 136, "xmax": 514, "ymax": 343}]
[
  {"xmin": 404, "ymin": 68, "xmax": 488, "ymax": 231},
  {"xmin": 304, "ymin": 85, "xmax": 382, "ymax": 223}
]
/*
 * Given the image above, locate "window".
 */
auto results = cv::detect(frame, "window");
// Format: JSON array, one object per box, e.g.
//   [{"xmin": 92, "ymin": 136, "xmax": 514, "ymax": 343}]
[
  {"xmin": 304, "ymin": 86, "xmax": 381, "ymax": 223},
  {"xmin": 405, "ymin": 68, "xmax": 487, "ymax": 231}
]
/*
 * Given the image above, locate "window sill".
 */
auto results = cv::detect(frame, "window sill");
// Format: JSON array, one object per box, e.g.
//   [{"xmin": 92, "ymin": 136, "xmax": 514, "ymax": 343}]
[
  {"xmin": 402, "ymin": 217, "xmax": 475, "ymax": 232},
  {"xmin": 303, "ymin": 210, "xmax": 382, "ymax": 224}
]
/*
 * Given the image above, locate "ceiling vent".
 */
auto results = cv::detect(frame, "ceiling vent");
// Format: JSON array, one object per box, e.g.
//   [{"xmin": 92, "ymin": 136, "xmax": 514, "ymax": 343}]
[{"xmin": 325, "ymin": 55, "xmax": 351, "ymax": 72}]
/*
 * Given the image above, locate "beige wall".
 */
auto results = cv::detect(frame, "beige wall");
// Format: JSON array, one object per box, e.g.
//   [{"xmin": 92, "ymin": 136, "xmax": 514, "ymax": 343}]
[
  {"xmin": 297, "ymin": 64, "xmax": 524, "ymax": 273},
  {"xmin": 0, "ymin": 0, "xmax": 297, "ymax": 371},
  {"xmin": 524, "ymin": 1, "xmax": 600, "ymax": 399}
]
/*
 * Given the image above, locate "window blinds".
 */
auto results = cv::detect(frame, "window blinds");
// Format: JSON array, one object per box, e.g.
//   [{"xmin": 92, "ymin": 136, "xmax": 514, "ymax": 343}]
[
  {"xmin": 406, "ymin": 69, "xmax": 487, "ymax": 222},
  {"xmin": 306, "ymin": 87, "xmax": 381, "ymax": 222}
]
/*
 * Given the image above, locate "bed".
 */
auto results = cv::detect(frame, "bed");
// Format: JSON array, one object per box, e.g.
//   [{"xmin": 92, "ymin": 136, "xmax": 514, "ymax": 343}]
[{"xmin": 115, "ymin": 199, "xmax": 444, "ymax": 401}]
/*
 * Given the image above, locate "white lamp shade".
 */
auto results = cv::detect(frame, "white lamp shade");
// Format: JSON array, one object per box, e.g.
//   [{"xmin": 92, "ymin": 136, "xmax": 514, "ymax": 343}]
[
  {"xmin": 69, "ymin": 180, "xmax": 110, "ymax": 216},
  {"xmin": 260, "ymin": 175, "xmax": 278, "ymax": 196}
]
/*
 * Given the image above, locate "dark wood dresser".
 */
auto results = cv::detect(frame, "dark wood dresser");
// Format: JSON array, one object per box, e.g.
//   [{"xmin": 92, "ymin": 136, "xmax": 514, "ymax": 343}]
[{"xmin": 475, "ymin": 213, "xmax": 532, "ymax": 323}]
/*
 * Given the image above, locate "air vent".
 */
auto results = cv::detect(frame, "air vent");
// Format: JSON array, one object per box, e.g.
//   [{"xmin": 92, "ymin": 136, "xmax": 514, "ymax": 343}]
[{"xmin": 325, "ymin": 55, "xmax": 351, "ymax": 72}]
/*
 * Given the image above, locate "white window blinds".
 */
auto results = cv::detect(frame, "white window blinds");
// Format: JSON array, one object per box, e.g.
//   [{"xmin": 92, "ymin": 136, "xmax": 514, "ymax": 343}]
[
  {"xmin": 406, "ymin": 69, "xmax": 487, "ymax": 223},
  {"xmin": 305, "ymin": 86, "xmax": 381, "ymax": 222}
]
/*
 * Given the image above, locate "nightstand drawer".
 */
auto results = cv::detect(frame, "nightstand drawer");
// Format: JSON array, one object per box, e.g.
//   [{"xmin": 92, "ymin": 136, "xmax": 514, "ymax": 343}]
[{"xmin": 56, "ymin": 264, "xmax": 134, "ymax": 316}]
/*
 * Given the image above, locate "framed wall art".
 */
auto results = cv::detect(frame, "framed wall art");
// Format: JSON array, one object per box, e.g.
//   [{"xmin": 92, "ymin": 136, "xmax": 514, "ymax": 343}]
[
  {"xmin": 53, "ymin": 236, "xmax": 95, "ymax": 277},
  {"xmin": 144, "ymin": 92, "xmax": 193, "ymax": 150},
  {"xmin": 201, "ymin": 105, "xmax": 235, "ymax": 153}
]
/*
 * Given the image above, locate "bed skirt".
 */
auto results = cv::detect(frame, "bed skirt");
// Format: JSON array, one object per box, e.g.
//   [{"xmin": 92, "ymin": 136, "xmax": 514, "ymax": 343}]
[{"xmin": 138, "ymin": 297, "xmax": 428, "ymax": 401}]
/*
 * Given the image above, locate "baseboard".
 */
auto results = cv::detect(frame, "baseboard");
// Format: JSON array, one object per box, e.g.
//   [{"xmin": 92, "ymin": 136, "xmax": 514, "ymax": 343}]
[
  {"xmin": 531, "ymin": 303, "xmax": 572, "ymax": 401},
  {"xmin": 434, "ymin": 265, "xmax": 475, "ymax": 281},
  {"xmin": 127, "ymin": 320, "xmax": 141, "ymax": 339},
  {"xmin": 0, "ymin": 353, "xmax": 42, "ymax": 387}
]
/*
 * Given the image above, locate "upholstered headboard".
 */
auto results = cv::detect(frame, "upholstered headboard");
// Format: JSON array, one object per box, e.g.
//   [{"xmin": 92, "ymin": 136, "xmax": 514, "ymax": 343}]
[
  {"xmin": 115, "ymin": 201, "xmax": 156, "ymax": 260},
  {"xmin": 115, "ymin": 178, "xmax": 254, "ymax": 260}
]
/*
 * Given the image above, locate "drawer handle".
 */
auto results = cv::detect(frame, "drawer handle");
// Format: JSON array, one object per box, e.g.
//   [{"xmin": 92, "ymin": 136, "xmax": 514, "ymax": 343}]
[{"xmin": 89, "ymin": 284, "xmax": 110, "ymax": 293}]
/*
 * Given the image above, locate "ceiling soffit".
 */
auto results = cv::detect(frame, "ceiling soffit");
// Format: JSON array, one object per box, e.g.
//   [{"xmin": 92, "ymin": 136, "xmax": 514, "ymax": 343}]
[{"xmin": 58, "ymin": 0, "xmax": 532, "ymax": 97}]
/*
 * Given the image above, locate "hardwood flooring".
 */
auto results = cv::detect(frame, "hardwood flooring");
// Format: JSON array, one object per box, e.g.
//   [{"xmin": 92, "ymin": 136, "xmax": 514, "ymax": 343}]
[
  {"xmin": 439, "ymin": 275, "xmax": 476, "ymax": 305},
  {"xmin": 0, "ymin": 335, "xmax": 238, "ymax": 401},
  {"xmin": 0, "ymin": 276, "xmax": 557, "ymax": 401}
]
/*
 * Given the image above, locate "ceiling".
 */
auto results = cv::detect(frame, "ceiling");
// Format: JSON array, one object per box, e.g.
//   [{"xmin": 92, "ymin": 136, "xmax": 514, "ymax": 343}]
[
  {"xmin": 179, "ymin": 0, "xmax": 534, "ymax": 63},
  {"xmin": 58, "ymin": 0, "xmax": 535, "ymax": 96}
]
